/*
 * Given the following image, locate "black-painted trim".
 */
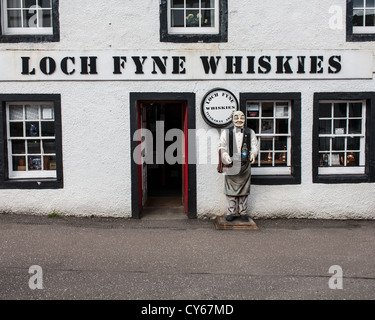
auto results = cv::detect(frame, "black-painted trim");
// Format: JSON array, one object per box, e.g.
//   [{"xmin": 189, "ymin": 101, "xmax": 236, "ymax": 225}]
[
  {"xmin": 240, "ymin": 92, "xmax": 301, "ymax": 185},
  {"xmin": 129, "ymin": 92, "xmax": 197, "ymax": 219},
  {"xmin": 0, "ymin": 94, "xmax": 63, "ymax": 189},
  {"xmin": 346, "ymin": 0, "xmax": 375, "ymax": 42},
  {"xmin": 0, "ymin": 0, "xmax": 60, "ymax": 43},
  {"xmin": 313, "ymin": 92, "xmax": 375, "ymax": 184},
  {"xmin": 160, "ymin": 0, "xmax": 228, "ymax": 43}
]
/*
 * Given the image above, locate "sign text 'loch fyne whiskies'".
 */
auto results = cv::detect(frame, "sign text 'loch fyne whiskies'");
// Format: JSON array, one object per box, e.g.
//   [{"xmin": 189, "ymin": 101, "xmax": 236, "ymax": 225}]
[{"xmin": 0, "ymin": 50, "xmax": 372, "ymax": 81}]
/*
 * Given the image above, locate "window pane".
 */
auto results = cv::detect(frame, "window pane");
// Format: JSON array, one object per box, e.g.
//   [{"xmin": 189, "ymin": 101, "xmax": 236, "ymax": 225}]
[
  {"xmin": 365, "ymin": 9, "xmax": 375, "ymax": 26},
  {"xmin": 349, "ymin": 119, "xmax": 362, "ymax": 134},
  {"xmin": 354, "ymin": 0, "xmax": 364, "ymax": 7},
  {"xmin": 171, "ymin": 0, "xmax": 184, "ymax": 8},
  {"xmin": 171, "ymin": 10, "xmax": 184, "ymax": 27},
  {"xmin": 44, "ymin": 155, "xmax": 56, "ymax": 170},
  {"xmin": 334, "ymin": 103, "xmax": 347, "ymax": 117},
  {"xmin": 23, "ymin": 0, "xmax": 37, "ymax": 7},
  {"xmin": 367, "ymin": 0, "xmax": 375, "ymax": 7},
  {"xmin": 261, "ymin": 119, "xmax": 273, "ymax": 134},
  {"xmin": 332, "ymin": 137, "xmax": 345, "ymax": 151},
  {"xmin": 349, "ymin": 103, "xmax": 362, "ymax": 117},
  {"xmin": 26, "ymin": 122, "xmax": 39, "ymax": 137},
  {"xmin": 41, "ymin": 121, "xmax": 55, "ymax": 136},
  {"xmin": 10, "ymin": 122, "xmax": 23, "ymax": 137},
  {"xmin": 7, "ymin": 0, "xmax": 21, "ymax": 8},
  {"xmin": 246, "ymin": 103, "xmax": 260, "ymax": 117},
  {"xmin": 319, "ymin": 103, "xmax": 331, "ymax": 118},
  {"xmin": 347, "ymin": 137, "xmax": 361, "ymax": 150},
  {"xmin": 276, "ymin": 119, "xmax": 288, "ymax": 134},
  {"xmin": 331, "ymin": 153, "xmax": 344, "ymax": 166},
  {"xmin": 43, "ymin": 140, "xmax": 55, "ymax": 153},
  {"xmin": 186, "ymin": 10, "xmax": 199, "ymax": 27},
  {"xmin": 334, "ymin": 119, "xmax": 347, "ymax": 134},
  {"xmin": 262, "ymin": 102, "xmax": 273, "ymax": 117},
  {"xmin": 247, "ymin": 119, "xmax": 259, "ymax": 133},
  {"xmin": 22, "ymin": 9, "xmax": 33, "ymax": 28},
  {"xmin": 319, "ymin": 137, "xmax": 330, "ymax": 151},
  {"xmin": 202, "ymin": 0, "xmax": 215, "ymax": 8},
  {"xmin": 8, "ymin": 10, "xmax": 22, "ymax": 28},
  {"xmin": 319, "ymin": 120, "xmax": 331, "ymax": 134},
  {"xmin": 201, "ymin": 9, "xmax": 214, "ymax": 27},
  {"xmin": 346, "ymin": 152, "xmax": 360, "ymax": 166},
  {"xmin": 26, "ymin": 105, "xmax": 39, "ymax": 120},
  {"xmin": 186, "ymin": 0, "xmax": 199, "ymax": 8},
  {"xmin": 275, "ymin": 103, "xmax": 288, "ymax": 117},
  {"xmin": 42, "ymin": 105, "xmax": 54, "ymax": 119},
  {"xmin": 353, "ymin": 9, "xmax": 364, "ymax": 26},
  {"xmin": 13, "ymin": 156, "xmax": 26, "ymax": 171},
  {"xmin": 260, "ymin": 138, "xmax": 272, "ymax": 150},
  {"xmin": 12, "ymin": 140, "xmax": 25, "ymax": 154},
  {"xmin": 38, "ymin": 0, "xmax": 51, "ymax": 8},
  {"xmin": 28, "ymin": 156, "xmax": 41, "ymax": 170},
  {"xmin": 275, "ymin": 136, "xmax": 287, "ymax": 150},
  {"xmin": 27, "ymin": 140, "xmax": 41, "ymax": 154},
  {"xmin": 42, "ymin": 9, "xmax": 51, "ymax": 27},
  {"xmin": 275, "ymin": 153, "xmax": 287, "ymax": 166},
  {"xmin": 9, "ymin": 105, "xmax": 23, "ymax": 120},
  {"xmin": 261, "ymin": 152, "xmax": 273, "ymax": 166}
]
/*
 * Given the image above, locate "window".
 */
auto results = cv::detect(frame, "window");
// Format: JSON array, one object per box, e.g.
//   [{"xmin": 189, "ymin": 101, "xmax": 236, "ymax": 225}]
[
  {"xmin": 0, "ymin": 0, "xmax": 59, "ymax": 42},
  {"xmin": 318, "ymin": 101, "xmax": 365, "ymax": 175},
  {"xmin": 240, "ymin": 93, "xmax": 301, "ymax": 185},
  {"xmin": 169, "ymin": 0, "xmax": 219, "ymax": 35},
  {"xmin": 160, "ymin": 0, "xmax": 227, "ymax": 42},
  {"xmin": 347, "ymin": 0, "xmax": 375, "ymax": 41},
  {"xmin": 0, "ymin": 94, "xmax": 63, "ymax": 189},
  {"xmin": 313, "ymin": 93, "xmax": 375, "ymax": 183}
]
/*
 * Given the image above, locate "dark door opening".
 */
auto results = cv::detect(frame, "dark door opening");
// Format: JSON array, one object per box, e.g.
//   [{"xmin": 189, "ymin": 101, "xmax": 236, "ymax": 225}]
[{"xmin": 139, "ymin": 101, "xmax": 186, "ymax": 213}]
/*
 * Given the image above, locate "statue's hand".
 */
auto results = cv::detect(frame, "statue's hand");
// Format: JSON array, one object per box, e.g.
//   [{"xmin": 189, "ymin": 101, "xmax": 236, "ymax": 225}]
[{"xmin": 250, "ymin": 153, "xmax": 256, "ymax": 164}]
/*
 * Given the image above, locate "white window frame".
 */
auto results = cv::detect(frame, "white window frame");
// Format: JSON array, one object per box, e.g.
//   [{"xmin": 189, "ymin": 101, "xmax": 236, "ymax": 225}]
[
  {"xmin": 318, "ymin": 100, "xmax": 366, "ymax": 175},
  {"xmin": 1, "ymin": 0, "xmax": 53, "ymax": 35},
  {"xmin": 246, "ymin": 100, "xmax": 292, "ymax": 176},
  {"xmin": 167, "ymin": 0, "xmax": 220, "ymax": 35},
  {"xmin": 353, "ymin": 0, "xmax": 375, "ymax": 34},
  {"xmin": 6, "ymin": 102, "xmax": 57, "ymax": 179}
]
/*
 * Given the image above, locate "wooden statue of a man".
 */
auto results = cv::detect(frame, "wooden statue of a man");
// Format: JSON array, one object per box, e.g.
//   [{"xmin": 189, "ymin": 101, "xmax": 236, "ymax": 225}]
[{"xmin": 218, "ymin": 111, "xmax": 259, "ymax": 222}]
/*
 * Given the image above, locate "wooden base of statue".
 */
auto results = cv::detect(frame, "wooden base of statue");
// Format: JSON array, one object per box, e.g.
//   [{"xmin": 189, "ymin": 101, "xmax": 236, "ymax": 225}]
[{"xmin": 215, "ymin": 215, "xmax": 259, "ymax": 230}]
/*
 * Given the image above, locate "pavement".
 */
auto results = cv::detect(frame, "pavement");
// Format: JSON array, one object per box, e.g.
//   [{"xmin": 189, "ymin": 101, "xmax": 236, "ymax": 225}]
[{"xmin": 0, "ymin": 213, "xmax": 375, "ymax": 300}]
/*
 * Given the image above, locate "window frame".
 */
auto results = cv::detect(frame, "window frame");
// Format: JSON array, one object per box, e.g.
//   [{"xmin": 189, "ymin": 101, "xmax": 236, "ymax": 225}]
[
  {"xmin": 347, "ymin": 0, "xmax": 375, "ymax": 41},
  {"xmin": 160, "ymin": 0, "xmax": 228, "ymax": 43},
  {"xmin": 0, "ymin": 94, "xmax": 63, "ymax": 189},
  {"xmin": 240, "ymin": 93, "xmax": 301, "ymax": 185},
  {"xmin": 0, "ymin": 0, "xmax": 59, "ymax": 43},
  {"xmin": 313, "ymin": 92, "xmax": 375, "ymax": 184}
]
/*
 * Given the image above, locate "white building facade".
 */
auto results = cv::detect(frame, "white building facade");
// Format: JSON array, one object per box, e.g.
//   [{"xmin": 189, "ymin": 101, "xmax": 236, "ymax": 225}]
[{"xmin": 0, "ymin": 0, "xmax": 374, "ymax": 219}]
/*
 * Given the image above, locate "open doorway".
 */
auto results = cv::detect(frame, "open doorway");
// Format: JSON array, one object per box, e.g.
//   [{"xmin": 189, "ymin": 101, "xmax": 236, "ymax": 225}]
[
  {"xmin": 145, "ymin": 102, "xmax": 183, "ymax": 207},
  {"xmin": 138, "ymin": 101, "xmax": 187, "ymax": 218},
  {"xmin": 130, "ymin": 92, "xmax": 197, "ymax": 219}
]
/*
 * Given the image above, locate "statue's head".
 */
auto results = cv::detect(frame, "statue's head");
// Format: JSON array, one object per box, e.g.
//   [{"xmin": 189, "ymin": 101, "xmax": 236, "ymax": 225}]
[{"xmin": 232, "ymin": 110, "xmax": 245, "ymax": 128}]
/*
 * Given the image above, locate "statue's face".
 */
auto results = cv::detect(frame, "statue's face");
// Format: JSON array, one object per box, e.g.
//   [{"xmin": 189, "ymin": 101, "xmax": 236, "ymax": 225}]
[{"xmin": 233, "ymin": 111, "xmax": 245, "ymax": 128}]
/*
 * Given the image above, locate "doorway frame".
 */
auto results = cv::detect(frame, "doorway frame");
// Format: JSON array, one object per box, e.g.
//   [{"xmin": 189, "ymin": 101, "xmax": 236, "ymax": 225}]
[{"xmin": 130, "ymin": 92, "xmax": 197, "ymax": 219}]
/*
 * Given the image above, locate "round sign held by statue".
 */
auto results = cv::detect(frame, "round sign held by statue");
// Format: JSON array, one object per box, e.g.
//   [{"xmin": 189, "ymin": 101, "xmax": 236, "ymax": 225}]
[{"xmin": 201, "ymin": 88, "xmax": 239, "ymax": 128}]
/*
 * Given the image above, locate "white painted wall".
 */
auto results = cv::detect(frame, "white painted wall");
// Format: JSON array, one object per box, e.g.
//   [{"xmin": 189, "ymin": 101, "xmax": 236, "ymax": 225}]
[{"xmin": 0, "ymin": 1, "xmax": 374, "ymax": 219}]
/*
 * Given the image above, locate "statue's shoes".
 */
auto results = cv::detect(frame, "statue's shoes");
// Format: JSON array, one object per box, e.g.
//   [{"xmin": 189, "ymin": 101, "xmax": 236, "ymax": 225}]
[
  {"xmin": 240, "ymin": 215, "xmax": 249, "ymax": 222},
  {"xmin": 225, "ymin": 215, "xmax": 235, "ymax": 222}
]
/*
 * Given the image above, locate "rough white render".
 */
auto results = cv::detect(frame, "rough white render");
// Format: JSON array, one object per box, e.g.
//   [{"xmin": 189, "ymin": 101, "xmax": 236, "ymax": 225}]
[{"xmin": 0, "ymin": 1, "xmax": 374, "ymax": 219}]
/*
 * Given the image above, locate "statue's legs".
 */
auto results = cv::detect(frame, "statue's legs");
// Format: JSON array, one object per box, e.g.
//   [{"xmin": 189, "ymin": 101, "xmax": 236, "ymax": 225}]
[
  {"xmin": 238, "ymin": 195, "xmax": 248, "ymax": 216},
  {"xmin": 226, "ymin": 195, "xmax": 248, "ymax": 216},
  {"xmin": 225, "ymin": 196, "xmax": 238, "ymax": 216}
]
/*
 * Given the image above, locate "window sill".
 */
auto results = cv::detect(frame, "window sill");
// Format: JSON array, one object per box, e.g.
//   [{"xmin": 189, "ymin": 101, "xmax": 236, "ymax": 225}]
[
  {"xmin": 313, "ymin": 174, "xmax": 369, "ymax": 184},
  {"xmin": 0, "ymin": 178, "xmax": 63, "ymax": 189},
  {"xmin": 251, "ymin": 175, "xmax": 301, "ymax": 185}
]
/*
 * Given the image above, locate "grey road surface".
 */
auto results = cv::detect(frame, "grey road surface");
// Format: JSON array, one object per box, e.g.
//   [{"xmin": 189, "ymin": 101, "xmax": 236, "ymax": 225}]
[{"xmin": 0, "ymin": 214, "xmax": 375, "ymax": 300}]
